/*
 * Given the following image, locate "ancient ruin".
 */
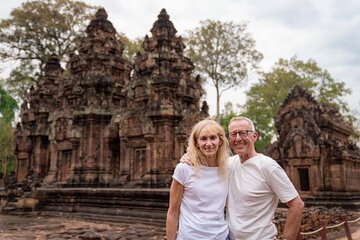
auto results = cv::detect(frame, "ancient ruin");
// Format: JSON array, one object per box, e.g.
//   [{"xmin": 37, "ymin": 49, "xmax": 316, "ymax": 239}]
[
  {"xmin": 12, "ymin": 8, "xmax": 207, "ymax": 190},
  {"xmin": 2, "ymin": 7, "xmax": 359, "ymax": 225},
  {"xmin": 266, "ymin": 85, "xmax": 360, "ymax": 208}
]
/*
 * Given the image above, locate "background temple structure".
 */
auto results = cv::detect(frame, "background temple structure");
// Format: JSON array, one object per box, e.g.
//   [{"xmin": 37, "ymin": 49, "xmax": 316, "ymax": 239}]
[
  {"xmin": 3, "ymin": 8, "xmax": 359, "ymax": 219},
  {"xmin": 266, "ymin": 86, "xmax": 360, "ymax": 208},
  {"xmin": 13, "ymin": 8, "xmax": 207, "ymax": 190}
]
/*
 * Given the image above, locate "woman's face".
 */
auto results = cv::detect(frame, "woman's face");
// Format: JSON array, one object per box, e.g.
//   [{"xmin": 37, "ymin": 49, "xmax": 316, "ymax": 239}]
[{"xmin": 196, "ymin": 127, "xmax": 221, "ymax": 159}]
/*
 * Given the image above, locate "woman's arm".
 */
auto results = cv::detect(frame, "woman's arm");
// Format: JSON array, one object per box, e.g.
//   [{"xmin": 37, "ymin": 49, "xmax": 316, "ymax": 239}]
[{"xmin": 166, "ymin": 179, "xmax": 184, "ymax": 240}]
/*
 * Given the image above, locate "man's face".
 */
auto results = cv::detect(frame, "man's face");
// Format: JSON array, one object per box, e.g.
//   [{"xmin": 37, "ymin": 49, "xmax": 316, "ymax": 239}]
[{"xmin": 228, "ymin": 120, "xmax": 258, "ymax": 158}]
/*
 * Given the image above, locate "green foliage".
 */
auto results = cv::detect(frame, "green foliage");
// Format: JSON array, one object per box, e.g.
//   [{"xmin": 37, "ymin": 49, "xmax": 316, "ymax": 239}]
[
  {"xmin": 243, "ymin": 56, "xmax": 353, "ymax": 152},
  {"xmin": 0, "ymin": 119, "xmax": 16, "ymax": 176},
  {"xmin": 219, "ymin": 102, "xmax": 239, "ymax": 135},
  {"xmin": 118, "ymin": 34, "xmax": 144, "ymax": 61},
  {"xmin": 4, "ymin": 63, "xmax": 36, "ymax": 102},
  {"xmin": 0, "ymin": 0, "xmax": 98, "ymax": 101},
  {"xmin": 185, "ymin": 20, "xmax": 263, "ymax": 117},
  {"xmin": 345, "ymin": 112, "xmax": 360, "ymax": 143},
  {"xmin": 0, "ymin": 84, "xmax": 18, "ymax": 123},
  {"xmin": 0, "ymin": 155, "xmax": 16, "ymax": 176}
]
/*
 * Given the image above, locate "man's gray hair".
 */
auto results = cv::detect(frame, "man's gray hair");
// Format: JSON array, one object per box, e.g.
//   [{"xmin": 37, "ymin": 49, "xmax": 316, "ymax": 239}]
[{"xmin": 228, "ymin": 116, "xmax": 256, "ymax": 131}]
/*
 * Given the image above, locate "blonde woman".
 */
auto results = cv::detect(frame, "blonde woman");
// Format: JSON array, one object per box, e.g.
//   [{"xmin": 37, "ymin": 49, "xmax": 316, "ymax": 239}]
[{"xmin": 166, "ymin": 119, "xmax": 230, "ymax": 240}]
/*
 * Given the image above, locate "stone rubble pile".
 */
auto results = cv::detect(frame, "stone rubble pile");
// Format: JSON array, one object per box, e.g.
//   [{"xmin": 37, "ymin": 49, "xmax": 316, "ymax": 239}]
[{"xmin": 275, "ymin": 206, "xmax": 359, "ymax": 239}]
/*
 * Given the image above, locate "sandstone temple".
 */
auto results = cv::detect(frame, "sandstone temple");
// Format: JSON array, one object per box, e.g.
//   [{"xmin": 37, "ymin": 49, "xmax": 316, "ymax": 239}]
[
  {"xmin": 13, "ymin": 8, "xmax": 208, "ymax": 190},
  {"xmin": 266, "ymin": 86, "xmax": 360, "ymax": 208},
  {"xmin": 2, "ymin": 8, "xmax": 359, "ymax": 217}
]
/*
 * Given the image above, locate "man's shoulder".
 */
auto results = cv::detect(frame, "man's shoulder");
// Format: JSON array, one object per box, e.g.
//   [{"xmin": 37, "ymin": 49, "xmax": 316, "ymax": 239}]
[
  {"xmin": 252, "ymin": 154, "xmax": 280, "ymax": 171},
  {"xmin": 227, "ymin": 155, "xmax": 239, "ymax": 164},
  {"xmin": 256, "ymin": 154, "xmax": 276, "ymax": 163},
  {"xmin": 226, "ymin": 155, "xmax": 239, "ymax": 171}
]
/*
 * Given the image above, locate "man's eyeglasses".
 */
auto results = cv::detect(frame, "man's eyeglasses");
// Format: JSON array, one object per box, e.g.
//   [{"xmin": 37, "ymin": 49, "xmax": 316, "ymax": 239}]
[{"xmin": 228, "ymin": 130, "xmax": 254, "ymax": 139}]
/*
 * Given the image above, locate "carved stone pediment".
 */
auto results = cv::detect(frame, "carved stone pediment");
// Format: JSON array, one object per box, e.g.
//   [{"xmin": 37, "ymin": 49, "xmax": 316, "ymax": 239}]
[{"xmin": 266, "ymin": 85, "xmax": 360, "ymax": 195}]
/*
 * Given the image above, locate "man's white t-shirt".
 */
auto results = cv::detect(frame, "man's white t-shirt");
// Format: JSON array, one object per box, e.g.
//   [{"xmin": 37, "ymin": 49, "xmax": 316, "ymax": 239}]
[
  {"xmin": 226, "ymin": 154, "xmax": 298, "ymax": 240},
  {"xmin": 173, "ymin": 163, "xmax": 229, "ymax": 240}
]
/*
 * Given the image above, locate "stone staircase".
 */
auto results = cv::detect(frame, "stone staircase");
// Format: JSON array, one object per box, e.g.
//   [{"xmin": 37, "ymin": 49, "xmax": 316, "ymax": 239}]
[
  {"xmin": 1, "ymin": 199, "xmax": 18, "ymax": 213},
  {"xmin": 301, "ymin": 191, "xmax": 360, "ymax": 210}
]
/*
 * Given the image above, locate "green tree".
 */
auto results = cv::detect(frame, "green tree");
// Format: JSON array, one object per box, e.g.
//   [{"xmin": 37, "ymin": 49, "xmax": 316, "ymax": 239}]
[
  {"xmin": 185, "ymin": 20, "xmax": 263, "ymax": 118},
  {"xmin": 118, "ymin": 34, "xmax": 144, "ymax": 61},
  {"xmin": 4, "ymin": 63, "xmax": 36, "ymax": 102},
  {"xmin": 0, "ymin": 84, "xmax": 18, "ymax": 123},
  {"xmin": 0, "ymin": 118, "xmax": 16, "ymax": 176},
  {"xmin": 219, "ymin": 102, "xmax": 239, "ymax": 136},
  {"xmin": 0, "ymin": 0, "xmax": 98, "ymax": 101},
  {"xmin": 0, "ymin": 85, "xmax": 17, "ymax": 176},
  {"xmin": 346, "ymin": 109, "xmax": 360, "ymax": 144},
  {"xmin": 243, "ymin": 56, "xmax": 353, "ymax": 152}
]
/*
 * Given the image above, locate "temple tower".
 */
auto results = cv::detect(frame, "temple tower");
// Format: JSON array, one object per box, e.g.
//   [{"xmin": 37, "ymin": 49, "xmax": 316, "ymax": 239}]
[
  {"xmin": 13, "ymin": 8, "xmax": 207, "ymax": 189},
  {"xmin": 118, "ymin": 9, "xmax": 207, "ymax": 187},
  {"xmin": 14, "ymin": 56, "xmax": 63, "ymax": 183}
]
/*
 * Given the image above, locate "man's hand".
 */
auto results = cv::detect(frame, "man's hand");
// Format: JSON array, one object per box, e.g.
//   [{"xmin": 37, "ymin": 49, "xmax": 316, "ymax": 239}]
[{"xmin": 179, "ymin": 153, "xmax": 193, "ymax": 165}]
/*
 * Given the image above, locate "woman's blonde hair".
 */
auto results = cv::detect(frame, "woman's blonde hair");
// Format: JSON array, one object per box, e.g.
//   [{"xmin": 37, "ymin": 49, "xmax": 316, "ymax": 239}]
[{"xmin": 186, "ymin": 119, "xmax": 229, "ymax": 177}]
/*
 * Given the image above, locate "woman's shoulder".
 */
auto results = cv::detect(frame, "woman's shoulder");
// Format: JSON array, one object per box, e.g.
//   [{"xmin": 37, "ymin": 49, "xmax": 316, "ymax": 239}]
[
  {"xmin": 173, "ymin": 162, "xmax": 194, "ymax": 184},
  {"xmin": 175, "ymin": 162, "xmax": 193, "ymax": 171}
]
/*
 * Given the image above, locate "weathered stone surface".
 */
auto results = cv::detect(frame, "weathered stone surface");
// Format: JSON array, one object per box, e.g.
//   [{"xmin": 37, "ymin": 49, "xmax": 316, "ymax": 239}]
[
  {"xmin": 0, "ymin": 214, "xmax": 166, "ymax": 239},
  {"xmin": 275, "ymin": 206, "xmax": 360, "ymax": 239},
  {"xmin": 123, "ymin": 8, "xmax": 207, "ymax": 187},
  {"xmin": 1, "ymin": 208, "xmax": 358, "ymax": 240},
  {"xmin": 11, "ymin": 8, "xmax": 207, "ymax": 192},
  {"xmin": 266, "ymin": 86, "xmax": 360, "ymax": 207}
]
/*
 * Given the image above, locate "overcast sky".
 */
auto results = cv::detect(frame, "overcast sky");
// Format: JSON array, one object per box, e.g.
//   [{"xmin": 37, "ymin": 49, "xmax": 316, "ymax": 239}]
[{"xmin": 1, "ymin": 0, "xmax": 359, "ymax": 118}]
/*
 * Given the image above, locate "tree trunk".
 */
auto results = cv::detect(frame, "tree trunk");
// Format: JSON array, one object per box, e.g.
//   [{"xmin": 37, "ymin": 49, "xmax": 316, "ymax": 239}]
[{"xmin": 216, "ymin": 86, "xmax": 220, "ymax": 119}]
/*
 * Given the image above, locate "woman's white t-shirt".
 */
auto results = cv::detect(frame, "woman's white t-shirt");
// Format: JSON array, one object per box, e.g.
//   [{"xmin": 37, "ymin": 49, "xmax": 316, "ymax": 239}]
[{"xmin": 173, "ymin": 163, "xmax": 229, "ymax": 240}]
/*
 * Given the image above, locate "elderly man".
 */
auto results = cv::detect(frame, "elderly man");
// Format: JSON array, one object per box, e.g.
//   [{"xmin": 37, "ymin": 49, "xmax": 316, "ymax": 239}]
[{"xmin": 226, "ymin": 116, "xmax": 304, "ymax": 240}]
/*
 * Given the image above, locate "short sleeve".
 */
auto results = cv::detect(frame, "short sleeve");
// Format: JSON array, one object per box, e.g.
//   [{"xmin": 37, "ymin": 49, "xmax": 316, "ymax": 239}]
[
  {"xmin": 268, "ymin": 165, "xmax": 299, "ymax": 203},
  {"xmin": 172, "ymin": 163, "xmax": 192, "ymax": 186}
]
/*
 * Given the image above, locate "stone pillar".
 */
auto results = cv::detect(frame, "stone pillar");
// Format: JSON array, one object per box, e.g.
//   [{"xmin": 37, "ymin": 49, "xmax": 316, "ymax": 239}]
[
  {"xmin": 43, "ymin": 142, "xmax": 58, "ymax": 184},
  {"xmin": 319, "ymin": 144, "xmax": 331, "ymax": 191},
  {"xmin": 119, "ymin": 137, "xmax": 130, "ymax": 183},
  {"xmin": 100, "ymin": 138, "xmax": 113, "ymax": 184}
]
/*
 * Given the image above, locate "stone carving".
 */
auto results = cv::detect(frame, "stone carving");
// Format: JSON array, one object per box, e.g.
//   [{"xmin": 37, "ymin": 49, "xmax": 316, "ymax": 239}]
[
  {"xmin": 266, "ymin": 85, "xmax": 360, "ymax": 198},
  {"xmin": 21, "ymin": 170, "xmax": 40, "ymax": 193},
  {"xmin": 4, "ymin": 171, "xmax": 19, "ymax": 201},
  {"xmin": 13, "ymin": 8, "xmax": 207, "ymax": 188}
]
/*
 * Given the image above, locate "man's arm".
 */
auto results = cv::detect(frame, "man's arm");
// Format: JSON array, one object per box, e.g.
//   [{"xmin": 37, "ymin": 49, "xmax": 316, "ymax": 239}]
[{"xmin": 283, "ymin": 195, "xmax": 304, "ymax": 240}]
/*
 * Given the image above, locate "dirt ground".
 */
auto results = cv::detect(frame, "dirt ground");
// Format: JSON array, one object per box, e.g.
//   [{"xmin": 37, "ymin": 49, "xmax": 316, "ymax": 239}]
[
  {"xmin": 322, "ymin": 223, "xmax": 360, "ymax": 240},
  {"xmin": 0, "ymin": 213, "xmax": 166, "ymax": 240},
  {"xmin": 0, "ymin": 213, "xmax": 359, "ymax": 240}
]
